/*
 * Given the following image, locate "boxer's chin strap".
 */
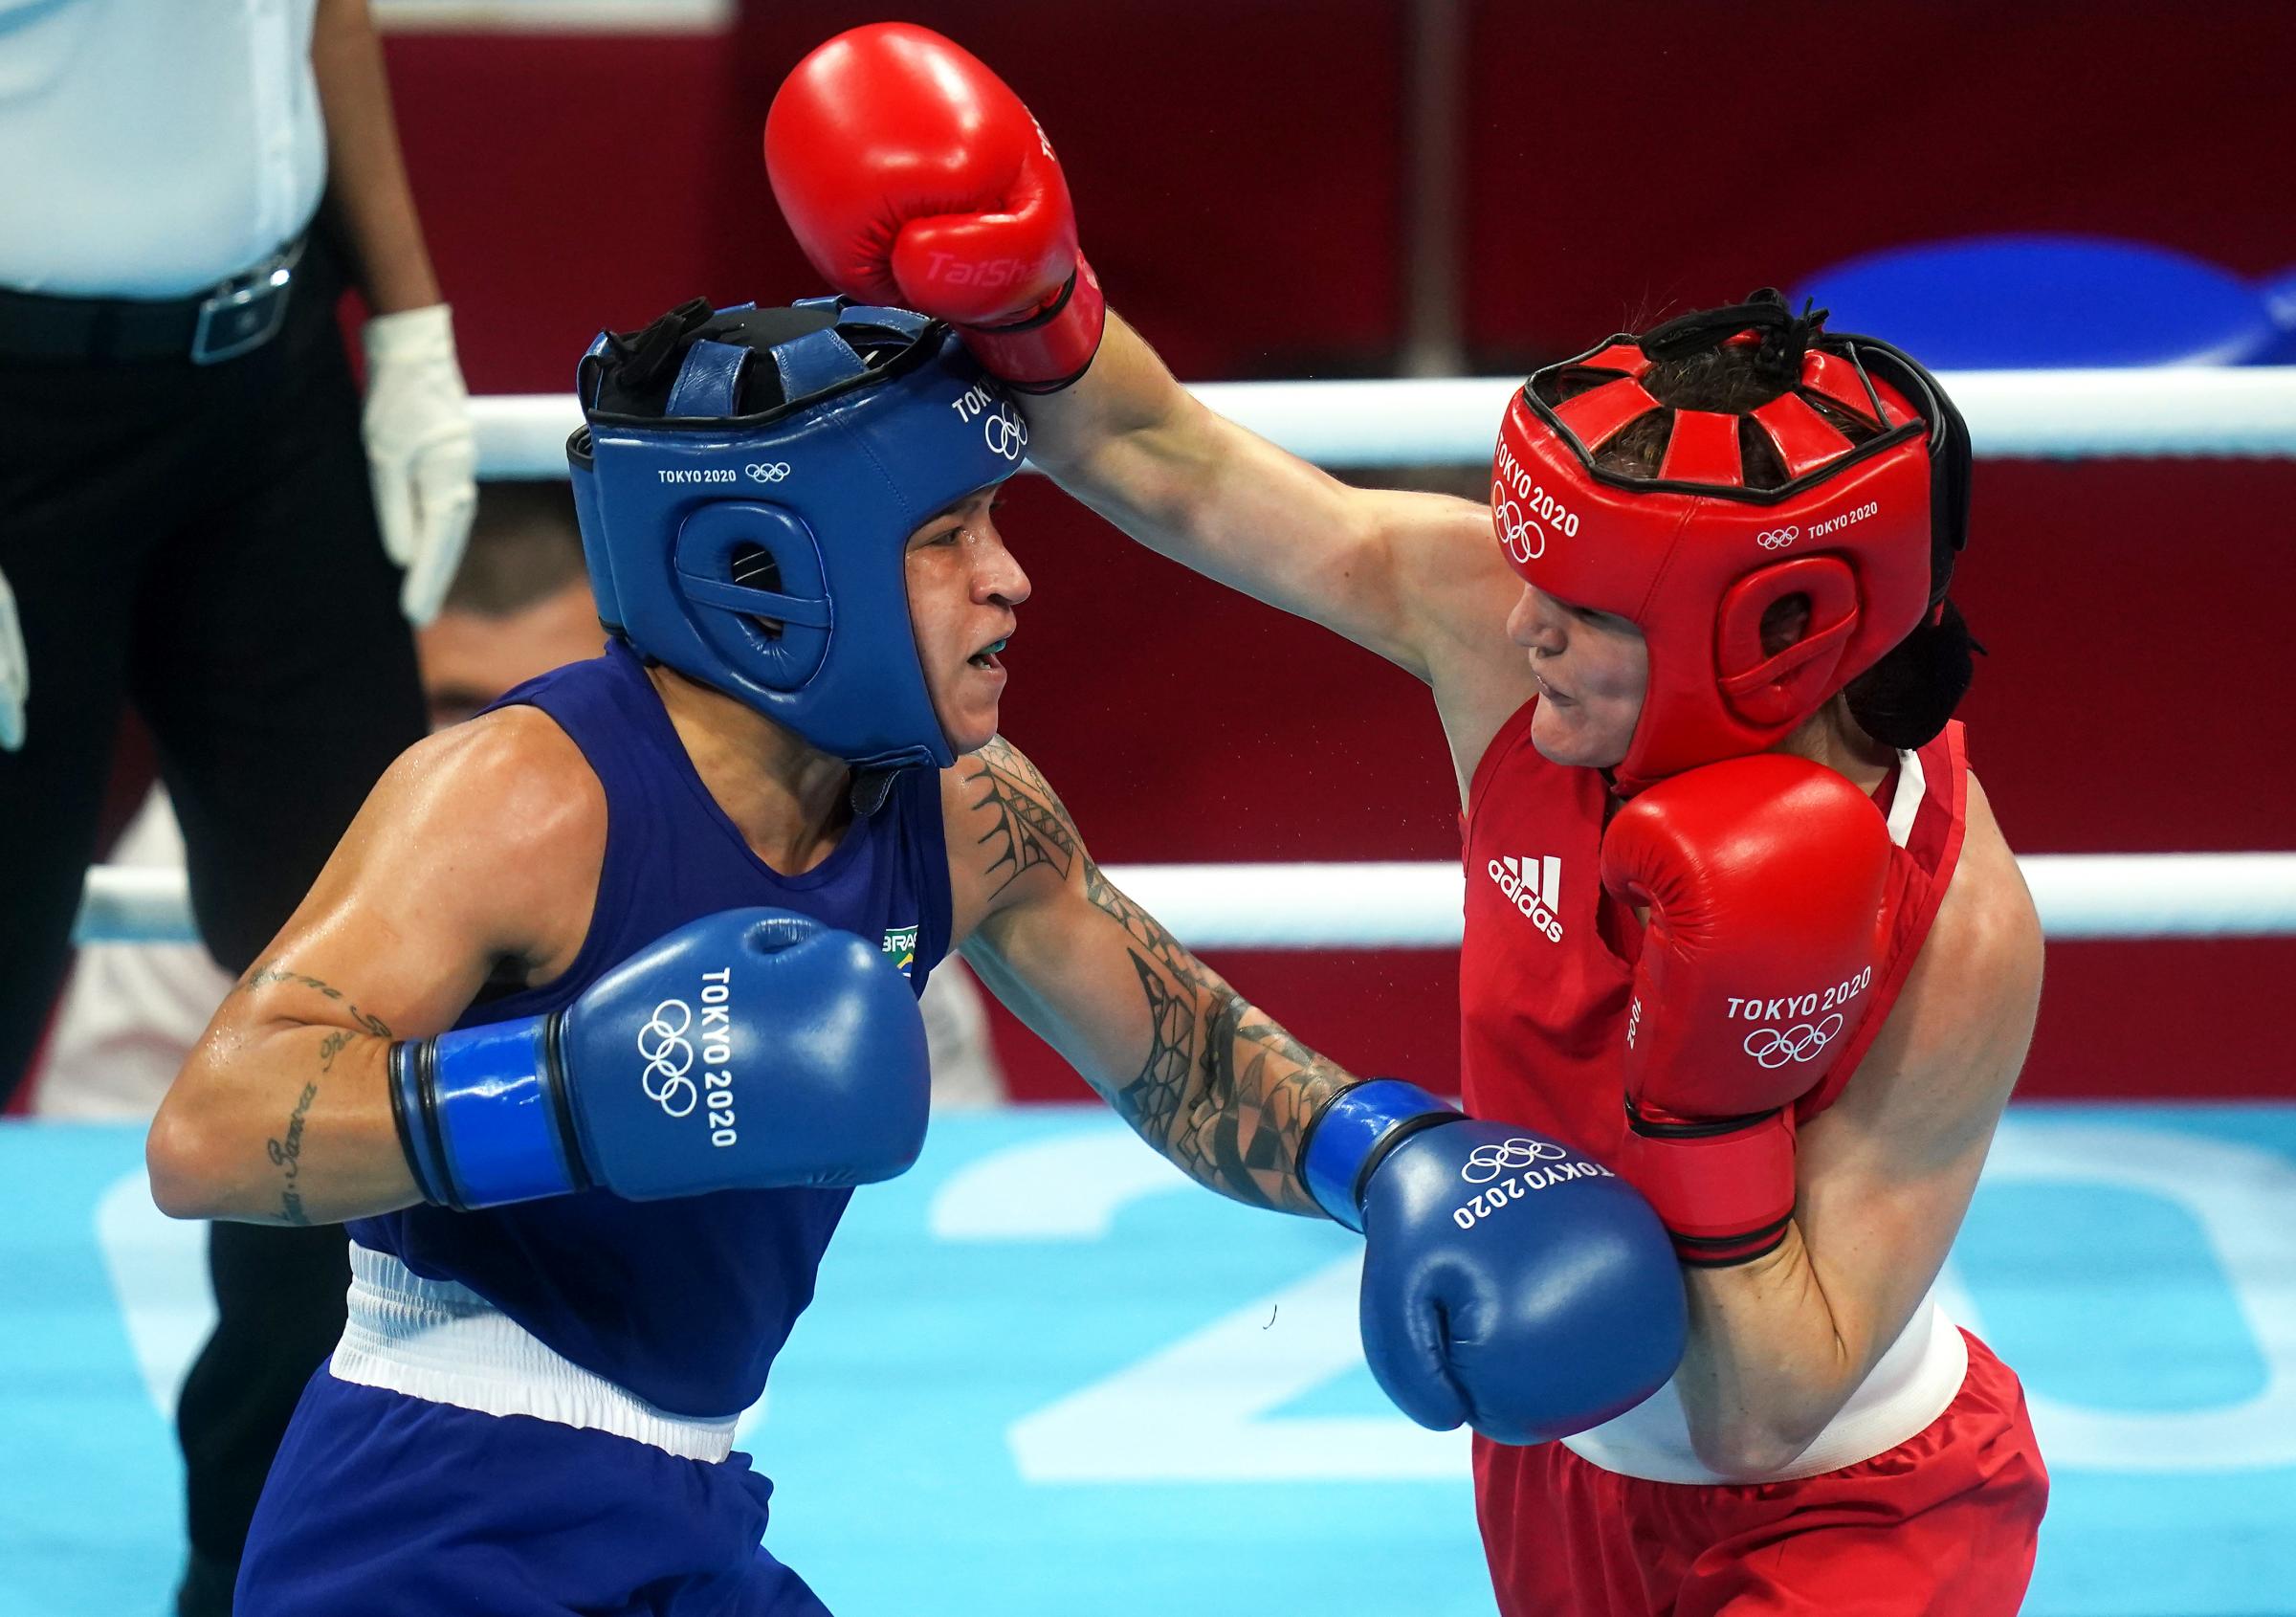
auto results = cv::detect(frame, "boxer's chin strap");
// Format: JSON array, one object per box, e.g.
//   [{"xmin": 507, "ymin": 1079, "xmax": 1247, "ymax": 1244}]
[{"xmin": 850, "ymin": 766, "xmax": 901, "ymax": 816}]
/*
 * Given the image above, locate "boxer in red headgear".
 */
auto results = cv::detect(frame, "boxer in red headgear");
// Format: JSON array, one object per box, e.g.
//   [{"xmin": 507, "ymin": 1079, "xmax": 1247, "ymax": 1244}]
[{"xmin": 771, "ymin": 25, "xmax": 2047, "ymax": 1617}]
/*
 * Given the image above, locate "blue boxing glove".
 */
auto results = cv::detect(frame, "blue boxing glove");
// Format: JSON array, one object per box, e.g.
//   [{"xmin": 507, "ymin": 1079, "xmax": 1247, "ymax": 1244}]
[
  {"xmin": 388, "ymin": 908, "xmax": 928, "ymax": 1209},
  {"xmin": 1300, "ymin": 1079, "xmax": 1686, "ymax": 1445}
]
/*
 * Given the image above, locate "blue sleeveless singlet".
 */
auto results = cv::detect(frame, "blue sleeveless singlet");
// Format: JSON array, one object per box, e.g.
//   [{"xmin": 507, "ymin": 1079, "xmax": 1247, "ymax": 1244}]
[{"xmin": 346, "ymin": 641, "xmax": 951, "ymax": 1416}]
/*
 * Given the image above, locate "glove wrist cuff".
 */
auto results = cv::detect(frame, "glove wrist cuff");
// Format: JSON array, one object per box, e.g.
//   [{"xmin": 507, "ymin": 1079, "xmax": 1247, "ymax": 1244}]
[
  {"xmin": 1618, "ymin": 1099, "xmax": 1797, "ymax": 1267},
  {"xmin": 392, "ymin": 1015, "xmax": 586, "ymax": 1210},
  {"xmin": 1297, "ymin": 1077, "xmax": 1457, "ymax": 1231},
  {"xmin": 960, "ymin": 257, "xmax": 1105, "ymax": 393},
  {"xmin": 386, "ymin": 1038, "xmax": 454, "ymax": 1207}
]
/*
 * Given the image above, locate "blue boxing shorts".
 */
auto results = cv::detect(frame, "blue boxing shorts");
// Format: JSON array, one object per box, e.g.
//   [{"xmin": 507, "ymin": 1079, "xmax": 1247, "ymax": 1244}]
[{"xmin": 235, "ymin": 1248, "xmax": 830, "ymax": 1617}]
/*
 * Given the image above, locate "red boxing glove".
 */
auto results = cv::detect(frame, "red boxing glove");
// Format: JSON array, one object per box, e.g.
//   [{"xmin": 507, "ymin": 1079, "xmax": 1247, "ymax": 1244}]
[
  {"xmin": 1600, "ymin": 755, "xmax": 1893, "ymax": 1266},
  {"xmin": 765, "ymin": 23, "xmax": 1105, "ymax": 392}
]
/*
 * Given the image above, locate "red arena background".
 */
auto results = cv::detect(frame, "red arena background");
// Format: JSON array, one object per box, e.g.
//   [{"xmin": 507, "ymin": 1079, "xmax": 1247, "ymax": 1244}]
[{"xmin": 368, "ymin": 1, "xmax": 2294, "ymax": 1104}]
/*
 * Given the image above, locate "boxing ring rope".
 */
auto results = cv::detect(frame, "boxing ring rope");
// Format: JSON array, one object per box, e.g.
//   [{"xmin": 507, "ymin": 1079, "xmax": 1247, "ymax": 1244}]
[
  {"xmin": 75, "ymin": 367, "xmax": 2296, "ymax": 946},
  {"xmin": 70, "ymin": 854, "xmax": 2296, "ymax": 947},
  {"xmin": 468, "ymin": 365, "xmax": 2296, "ymax": 476}
]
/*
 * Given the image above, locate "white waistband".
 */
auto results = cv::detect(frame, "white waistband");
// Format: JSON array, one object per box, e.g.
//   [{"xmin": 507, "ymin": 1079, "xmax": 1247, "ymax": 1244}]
[
  {"xmin": 331, "ymin": 1244, "xmax": 740, "ymax": 1463},
  {"xmin": 1561, "ymin": 1296, "xmax": 1969, "ymax": 1485}
]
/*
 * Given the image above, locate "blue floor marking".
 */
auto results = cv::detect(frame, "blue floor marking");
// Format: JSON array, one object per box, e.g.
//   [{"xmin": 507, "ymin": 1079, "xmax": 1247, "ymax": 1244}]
[
  {"xmin": 0, "ymin": 1102, "xmax": 2291, "ymax": 1616},
  {"xmin": 1957, "ymin": 1184, "xmax": 2267, "ymax": 1411}
]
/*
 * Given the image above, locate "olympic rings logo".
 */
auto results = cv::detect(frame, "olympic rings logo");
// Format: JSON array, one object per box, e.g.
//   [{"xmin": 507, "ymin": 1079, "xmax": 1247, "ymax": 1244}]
[
  {"xmin": 1742, "ymin": 1014, "xmax": 1844, "ymax": 1069},
  {"xmin": 983, "ymin": 407, "xmax": 1028, "ymax": 462},
  {"xmin": 637, "ymin": 999, "xmax": 699, "ymax": 1118},
  {"xmin": 1492, "ymin": 496, "xmax": 1548, "ymax": 565},
  {"xmin": 745, "ymin": 461, "xmax": 792, "ymax": 484},
  {"xmin": 1460, "ymin": 1137, "xmax": 1569, "ymax": 1184},
  {"xmin": 1755, "ymin": 525, "xmax": 1799, "ymax": 550}
]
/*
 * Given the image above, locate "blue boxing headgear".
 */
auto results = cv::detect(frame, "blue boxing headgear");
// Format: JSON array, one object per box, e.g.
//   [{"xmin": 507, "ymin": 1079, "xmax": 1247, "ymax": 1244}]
[{"xmin": 568, "ymin": 296, "xmax": 1029, "ymax": 772}]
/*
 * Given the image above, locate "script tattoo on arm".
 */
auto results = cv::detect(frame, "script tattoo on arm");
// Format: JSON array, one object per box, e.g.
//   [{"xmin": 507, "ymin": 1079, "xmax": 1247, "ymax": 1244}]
[
  {"xmin": 267, "ymin": 1083, "xmax": 320, "ymax": 1226},
  {"xmin": 240, "ymin": 964, "xmax": 396, "ymax": 1226},
  {"xmin": 238, "ymin": 963, "xmax": 394, "ymax": 1039},
  {"xmin": 964, "ymin": 737, "xmax": 1077, "ymax": 900},
  {"xmin": 1090, "ymin": 857, "xmax": 1345, "ymax": 1215}
]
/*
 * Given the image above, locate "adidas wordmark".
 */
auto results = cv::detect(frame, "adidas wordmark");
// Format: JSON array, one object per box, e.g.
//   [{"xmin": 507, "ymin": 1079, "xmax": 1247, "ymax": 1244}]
[{"xmin": 1487, "ymin": 853, "xmax": 1564, "ymax": 943}]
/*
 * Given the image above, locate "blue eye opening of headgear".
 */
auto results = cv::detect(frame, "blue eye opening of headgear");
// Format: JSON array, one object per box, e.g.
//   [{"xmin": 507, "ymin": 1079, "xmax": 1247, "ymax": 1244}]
[{"xmin": 567, "ymin": 296, "xmax": 1029, "ymax": 773}]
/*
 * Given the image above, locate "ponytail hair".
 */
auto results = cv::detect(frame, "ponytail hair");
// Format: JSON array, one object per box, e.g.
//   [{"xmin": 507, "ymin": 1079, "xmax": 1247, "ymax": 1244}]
[{"xmin": 1843, "ymin": 597, "xmax": 1983, "ymax": 749}]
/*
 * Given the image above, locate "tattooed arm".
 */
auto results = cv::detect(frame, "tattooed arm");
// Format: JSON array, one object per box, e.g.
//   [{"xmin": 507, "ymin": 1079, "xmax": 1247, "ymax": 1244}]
[
  {"xmin": 146, "ymin": 708, "xmax": 604, "ymax": 1225},
  {"xmin": 941, "ymin": 736, "xmax": 1352, "ymax": 1214}
]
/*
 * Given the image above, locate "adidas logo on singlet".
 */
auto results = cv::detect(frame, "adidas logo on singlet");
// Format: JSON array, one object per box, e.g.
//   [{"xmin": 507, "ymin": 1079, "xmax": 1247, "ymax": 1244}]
[{"xmin": 1486, "ymin": 853, "xmax": 1565, "ymax": 943}]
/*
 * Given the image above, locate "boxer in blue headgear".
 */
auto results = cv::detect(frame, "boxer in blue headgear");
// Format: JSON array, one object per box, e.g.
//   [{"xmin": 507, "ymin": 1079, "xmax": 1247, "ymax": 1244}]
[
  {"xmin": 163, "ymin": 292, "xmax": 1682, "ymax": 1616},
  {"xmin": 570, "ymin": 296, "xmax": 1031, "ymax": 772}
]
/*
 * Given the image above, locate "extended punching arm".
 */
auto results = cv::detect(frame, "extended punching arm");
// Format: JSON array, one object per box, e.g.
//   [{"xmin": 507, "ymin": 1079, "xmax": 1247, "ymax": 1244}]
[{"xmin": 946, "ymin": 737, "xmax": 1687, "ymax": 1443}]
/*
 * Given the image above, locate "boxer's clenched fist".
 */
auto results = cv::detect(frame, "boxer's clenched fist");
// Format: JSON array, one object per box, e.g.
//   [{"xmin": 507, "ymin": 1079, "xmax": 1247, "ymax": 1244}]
[
  {"xmin": 1302, "ymin": 1079, "xmax": 1686, "ymax": 1444},
  {"xmin": 390, "ymin": 909, "xmax": 930, "ymax": 1209},
  {"xmin": 1601, "ymin": 755, "xmax": 1895, "ymax": 1264},
  {"xmin": 765, "ymin": 22, "xmax": 1104, "ymax": 391}
]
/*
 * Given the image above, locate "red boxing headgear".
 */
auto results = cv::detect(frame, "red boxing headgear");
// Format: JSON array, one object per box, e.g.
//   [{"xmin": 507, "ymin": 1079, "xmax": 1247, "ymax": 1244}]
[{"xmin": 1492, "ymin": 293, "xmax": 1968, "ymax": 795}]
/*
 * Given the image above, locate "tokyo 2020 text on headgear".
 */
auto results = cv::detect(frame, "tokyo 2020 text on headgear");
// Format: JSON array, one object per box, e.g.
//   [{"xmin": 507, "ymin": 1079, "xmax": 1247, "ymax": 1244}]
[
  {"xmin": 569, "ymin": 296, "xmax": 1030, "ymax": 773},
  {"xmin": 1491, "ymin": 289, "xmax": 1972, "ymax": 795}
]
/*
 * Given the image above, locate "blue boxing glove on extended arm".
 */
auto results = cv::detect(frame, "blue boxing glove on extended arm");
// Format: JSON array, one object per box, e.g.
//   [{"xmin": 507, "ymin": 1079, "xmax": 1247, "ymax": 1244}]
[
  {"xmin": 387, "ymin": 908, "xmax": 929, "ymax": 1209},
  {"xmin": 1299, "ymin": 1079, "xmax": 1687, "ymax": 1445}
]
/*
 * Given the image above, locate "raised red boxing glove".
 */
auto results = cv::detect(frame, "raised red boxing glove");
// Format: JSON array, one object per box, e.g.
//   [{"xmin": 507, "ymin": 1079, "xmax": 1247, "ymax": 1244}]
[
  {"xmin": 764, "ymin": 23, "xmax": 1105, "ymax": 392},
  {"xmin": 1600, "ymin": 755, "xmax": 1894, "ymax": 1265}
]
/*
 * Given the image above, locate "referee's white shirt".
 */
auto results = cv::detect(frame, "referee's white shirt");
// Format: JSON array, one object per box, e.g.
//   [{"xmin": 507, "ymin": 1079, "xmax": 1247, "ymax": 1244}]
[{"xmin": 0, "ymin": 0, "xmax": 327, "ymax": 298}]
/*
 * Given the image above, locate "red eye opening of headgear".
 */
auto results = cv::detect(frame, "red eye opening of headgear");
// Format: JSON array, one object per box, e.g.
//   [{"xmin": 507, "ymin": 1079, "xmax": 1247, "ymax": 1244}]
[{"xmin": 1490, "ymin": 289, "xmax": 1970, "ymax": 794}]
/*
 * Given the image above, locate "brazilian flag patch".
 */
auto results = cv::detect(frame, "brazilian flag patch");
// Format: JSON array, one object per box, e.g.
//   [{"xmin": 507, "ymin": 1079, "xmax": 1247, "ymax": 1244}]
[{"xmin": 880, "ymin": 924, "xmax": 920, "ymax": 978}]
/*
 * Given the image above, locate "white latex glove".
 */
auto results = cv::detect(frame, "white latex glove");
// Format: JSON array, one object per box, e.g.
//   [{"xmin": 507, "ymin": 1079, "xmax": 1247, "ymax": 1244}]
[
  {"xmin": 363, "ymin": 303, "xmax": 478, "ymax": 626},
  {"xmin": 0, "ymin": 561, "xmax": 26, "ymax": 751}
]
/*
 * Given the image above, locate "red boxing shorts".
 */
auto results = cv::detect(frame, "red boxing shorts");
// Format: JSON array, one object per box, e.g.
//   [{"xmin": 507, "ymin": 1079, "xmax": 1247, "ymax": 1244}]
[{"xmin": 1473, "ymin": 1330, "xmax": 2047, "ymax": 1616}]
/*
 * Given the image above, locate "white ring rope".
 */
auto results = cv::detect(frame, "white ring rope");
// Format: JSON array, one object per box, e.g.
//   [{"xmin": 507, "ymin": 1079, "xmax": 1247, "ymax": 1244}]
[
  {"xmin": 90, "ymin": 375, "xmax": 2284, "ymax": 948},
  {"xmin": 480, "ymin": 365, "xmax": 2296, "ymax": 476},
  {"xmin": 75, "ymin": 373, "xmax": 2287, "ymax": 948},
  {"xmin": 73, "ymin": 853, "xmax": 2296, "ymax": 947}
]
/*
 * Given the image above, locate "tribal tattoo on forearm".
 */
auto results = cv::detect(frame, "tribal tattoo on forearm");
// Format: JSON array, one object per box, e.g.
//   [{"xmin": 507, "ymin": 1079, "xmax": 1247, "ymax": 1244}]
[
  {"xmin": 1093, "ymin": 864, "xmax": 1344, "ymax": 1212},
  {"xmin": 1084, "ymin": 855, "xmax": 1214, "ymax": 996},
  {"xmin": 1120, "ymin": 948, "xmax": 1199, "ymax": 1139},
  {"xmin": 968, "ymin": 742, "xmax": 1343, "ymax": 1212},
  {"xmin": 1186, "ymin": 986, "xmax": 1348, "ymax": 1212}
]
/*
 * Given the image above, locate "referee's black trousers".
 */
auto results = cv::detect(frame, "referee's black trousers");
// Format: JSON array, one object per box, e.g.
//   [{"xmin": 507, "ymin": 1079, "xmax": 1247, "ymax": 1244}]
[{"xmin": 0, "ymin": 244, "xmax": 428, "ymax": 1606}]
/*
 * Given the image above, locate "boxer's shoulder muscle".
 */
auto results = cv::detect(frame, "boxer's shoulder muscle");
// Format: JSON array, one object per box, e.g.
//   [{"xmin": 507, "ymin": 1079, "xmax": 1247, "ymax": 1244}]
[
  {"xmin": 1380, "ymin": 490, "xmax": 1545, "ymax": 792},
  {"xmin": 1802, "ymin": 768, "xmax": 2042, "ymax": 1191},
  {"xmin": 283, "ymin": 706, "xmax": 607, "ymax": 1002}
]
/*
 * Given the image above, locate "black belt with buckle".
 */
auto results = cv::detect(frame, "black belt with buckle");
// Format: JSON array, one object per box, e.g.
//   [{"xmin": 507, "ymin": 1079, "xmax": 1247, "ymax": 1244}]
[{"xmin": 0, "ymin": 237, "xmax": 306, "ymax": 365}]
